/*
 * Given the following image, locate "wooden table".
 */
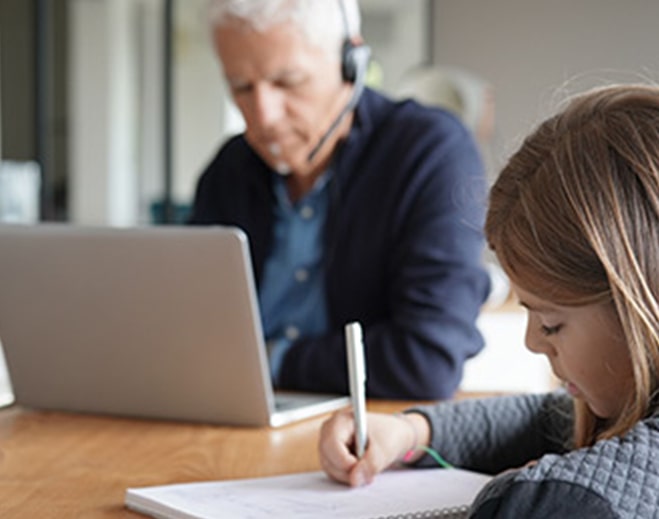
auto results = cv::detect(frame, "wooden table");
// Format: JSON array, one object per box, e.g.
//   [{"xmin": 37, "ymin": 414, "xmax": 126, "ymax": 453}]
[
  {"xmin": 1, "ymin": 398, "xmax": 459, "ymax": 518},
  {"xmin": 0, "ymin": 392, "xmax": 502, "ymax": 518}
]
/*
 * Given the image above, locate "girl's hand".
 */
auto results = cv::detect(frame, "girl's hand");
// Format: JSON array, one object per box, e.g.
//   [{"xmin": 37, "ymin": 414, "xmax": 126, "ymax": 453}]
[{"xmin": 318, "ymin": 409, "xmax": 419, "ymax": 487}]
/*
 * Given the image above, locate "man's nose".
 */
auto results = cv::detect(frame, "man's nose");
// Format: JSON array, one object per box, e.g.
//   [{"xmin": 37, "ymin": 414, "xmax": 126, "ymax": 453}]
[{"xmin": 252, "ymin": 83, "xmax": 285, "ymax": 129}]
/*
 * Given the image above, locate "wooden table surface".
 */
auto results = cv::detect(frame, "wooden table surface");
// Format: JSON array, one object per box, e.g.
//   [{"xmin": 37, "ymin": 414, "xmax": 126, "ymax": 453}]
[
  {"xmin": 0, "ymin": 398, "xmax": 448, "ymax": 518},
  {"xmin": 0, "ymin": 393, "xmax": 503, "ymax": 518}
]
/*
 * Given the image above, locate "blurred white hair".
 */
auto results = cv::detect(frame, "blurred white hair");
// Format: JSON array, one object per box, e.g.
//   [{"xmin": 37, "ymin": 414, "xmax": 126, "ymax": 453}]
[{"xmin": 207, "ymin": 0, "xmax": 361, "ymax": 57}]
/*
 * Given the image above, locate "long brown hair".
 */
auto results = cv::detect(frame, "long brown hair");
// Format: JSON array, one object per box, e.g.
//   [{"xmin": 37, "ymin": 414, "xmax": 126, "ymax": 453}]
[{"xmin": 486, "ymin": 84, "xmax": 659, "ymax": 447}]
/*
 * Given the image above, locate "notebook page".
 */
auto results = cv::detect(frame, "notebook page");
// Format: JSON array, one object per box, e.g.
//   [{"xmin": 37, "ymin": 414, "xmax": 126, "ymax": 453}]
[{"xmin": 126, "ymin": 468, "xmax": 491, "ymax": 519}]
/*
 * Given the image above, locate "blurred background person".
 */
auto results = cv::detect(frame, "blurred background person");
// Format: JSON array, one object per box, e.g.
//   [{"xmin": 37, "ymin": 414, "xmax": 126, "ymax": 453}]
[{"xmin": 188, "ymin": 0, "xmax": 490, "ymax": 399}]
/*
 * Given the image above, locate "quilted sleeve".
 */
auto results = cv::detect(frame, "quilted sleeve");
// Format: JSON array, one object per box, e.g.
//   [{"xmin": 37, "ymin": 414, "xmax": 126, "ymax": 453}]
[
  {"xmin": 469, "ymin": 473, "xmax": 617, "ymax": 518},
  {"xmin": 409, "ymin": 392, "xmax": 573, "ymax": 474}
]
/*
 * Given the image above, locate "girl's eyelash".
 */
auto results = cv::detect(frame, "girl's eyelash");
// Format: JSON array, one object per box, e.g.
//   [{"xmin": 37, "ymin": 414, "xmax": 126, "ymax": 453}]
[{"xmin": 541, "ymin": 324, "xmax": 563, "ymax": 336}]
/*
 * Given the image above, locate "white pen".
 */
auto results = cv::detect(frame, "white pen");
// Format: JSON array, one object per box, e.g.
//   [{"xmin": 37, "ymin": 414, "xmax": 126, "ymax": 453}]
[{"xmin": 345, "ymin": 321, "xmax": 367, "ymax": 458}]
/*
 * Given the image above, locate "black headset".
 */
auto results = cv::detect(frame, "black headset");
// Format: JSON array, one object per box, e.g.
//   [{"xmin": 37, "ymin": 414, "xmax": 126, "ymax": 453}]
[
  {"xmin": 338, "ymin": 0, "xmax": 371, "ymax": 84},
  {"xmin": 307, "ymin": 0, "xmax": 371, "ymax": 162}
]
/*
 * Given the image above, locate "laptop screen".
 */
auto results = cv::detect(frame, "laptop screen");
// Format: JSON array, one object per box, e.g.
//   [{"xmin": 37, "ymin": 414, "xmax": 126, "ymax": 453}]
[{"xmin": 0, "ymin": 224, "xmax": 347, "ymax": 426}]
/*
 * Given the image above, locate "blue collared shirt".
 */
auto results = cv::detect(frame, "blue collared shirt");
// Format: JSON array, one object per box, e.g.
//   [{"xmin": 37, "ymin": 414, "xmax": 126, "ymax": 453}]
[{"xmin": 258, "ymin": 172, "xmax": 331, "ymax": 383}]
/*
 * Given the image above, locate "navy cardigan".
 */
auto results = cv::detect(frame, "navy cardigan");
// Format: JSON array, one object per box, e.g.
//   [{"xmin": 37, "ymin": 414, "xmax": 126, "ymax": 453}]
[{"xmin": 189, "ymin": 88, "xmax": 490, "ymax": 399}]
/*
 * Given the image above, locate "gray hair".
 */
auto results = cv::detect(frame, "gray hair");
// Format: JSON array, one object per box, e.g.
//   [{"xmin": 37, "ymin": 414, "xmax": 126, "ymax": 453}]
[{"xmin": 207, "ymin": 0, "xmax": 361, "ymax": 57}]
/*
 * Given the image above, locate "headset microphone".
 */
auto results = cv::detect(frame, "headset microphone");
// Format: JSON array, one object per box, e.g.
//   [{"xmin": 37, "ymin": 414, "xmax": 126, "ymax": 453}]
[{"xmin": 306, "ymin": 1, "xmax": 371, "ymax": 163}]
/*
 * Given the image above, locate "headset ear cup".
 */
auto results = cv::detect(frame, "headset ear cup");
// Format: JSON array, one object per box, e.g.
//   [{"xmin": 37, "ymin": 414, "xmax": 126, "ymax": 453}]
[
  {"xmin": 341, "ymin": 39, "xmax": 358, "ymax": 83},
  {"xmin": 341, "ymin": 39, "xmax": 371, "ymax": 84}
]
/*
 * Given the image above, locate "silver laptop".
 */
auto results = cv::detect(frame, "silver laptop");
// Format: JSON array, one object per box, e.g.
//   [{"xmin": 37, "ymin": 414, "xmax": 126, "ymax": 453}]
[{"xmin": 0, "ymin": 224, "xmax": 348, "ymax": 427}]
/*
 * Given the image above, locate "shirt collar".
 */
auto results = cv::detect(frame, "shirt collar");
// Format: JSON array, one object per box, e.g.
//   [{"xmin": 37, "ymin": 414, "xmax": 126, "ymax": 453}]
[{"xmin": 271, "ymin": 168, "xmax": 333, "ymax": 210}]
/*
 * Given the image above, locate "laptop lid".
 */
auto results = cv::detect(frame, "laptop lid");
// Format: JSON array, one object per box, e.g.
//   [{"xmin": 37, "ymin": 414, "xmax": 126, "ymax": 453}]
[{"xmin": 0, "ymin": 224, "xmax": 347, "ymax": 426}]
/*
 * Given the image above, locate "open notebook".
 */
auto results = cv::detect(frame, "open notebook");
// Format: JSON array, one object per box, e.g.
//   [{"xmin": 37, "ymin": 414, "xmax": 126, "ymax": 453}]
[
  {"xmin": 0, "ymin": 224, "xmax": 349, "ymax": 426},
  {"xmin": 126, "ymin": 468, "xmax": 492, "ymax": 519}
]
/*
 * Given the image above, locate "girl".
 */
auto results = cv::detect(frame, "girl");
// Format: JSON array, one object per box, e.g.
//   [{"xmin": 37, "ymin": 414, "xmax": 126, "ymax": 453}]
[{"xmin": 318, "ymin": 84, "xmax": 659, "ymax": 517}]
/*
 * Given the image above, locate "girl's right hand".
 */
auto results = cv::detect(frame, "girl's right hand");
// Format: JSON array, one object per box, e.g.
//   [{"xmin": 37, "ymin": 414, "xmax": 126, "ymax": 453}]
[{"xmin": 318, "ymin": 409, "xmax": 420, "ymax": 487}]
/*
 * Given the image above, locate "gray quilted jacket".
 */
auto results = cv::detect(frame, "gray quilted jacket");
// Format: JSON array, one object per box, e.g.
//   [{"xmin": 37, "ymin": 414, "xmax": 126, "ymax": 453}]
[{"xmin": 412, "ymin": 392, "xmax": 659, "ymax": 518}]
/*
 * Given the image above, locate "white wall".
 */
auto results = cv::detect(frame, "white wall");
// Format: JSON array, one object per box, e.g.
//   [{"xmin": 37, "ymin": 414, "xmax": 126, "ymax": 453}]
[
  {"xmin": 433, "ymin": 0, "xmax": 659, "ymax": 170},
  {"xmin": 69, "ymin": 0, "xmax": 146, "ymax": 226},
  {"xmin": 172, "ymin": 0, "xmax": 228, "ymax": 207},
  {"xmin": 68, "ymin": 0, "xmax": 228, "ymax": 224},
  {"xmin": 465, "ymin": 311, "xmax": 556, "ymax": 394},
  {"xmin": 69, "ymin": 0, "xmax": 111, "ymax": 224}
]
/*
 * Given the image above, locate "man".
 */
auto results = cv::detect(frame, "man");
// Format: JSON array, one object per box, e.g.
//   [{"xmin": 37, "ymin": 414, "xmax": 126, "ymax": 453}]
[{"xmin": 189, "ymin": 0, "xmax": 490, "ymax": 399}]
